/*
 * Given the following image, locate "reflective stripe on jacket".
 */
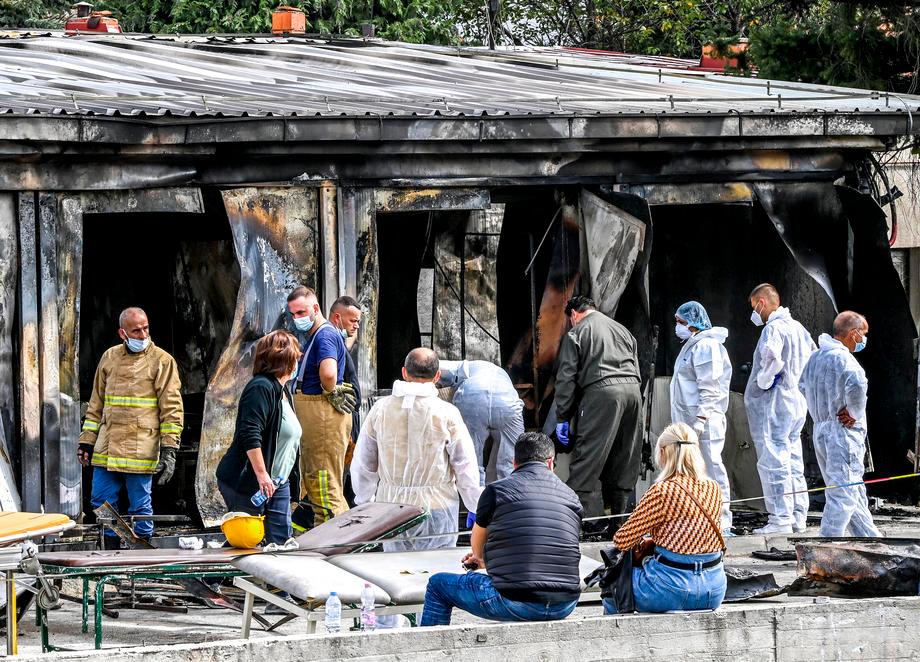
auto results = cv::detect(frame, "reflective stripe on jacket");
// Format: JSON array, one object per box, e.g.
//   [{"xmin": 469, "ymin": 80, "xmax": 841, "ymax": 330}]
[{"xmin": 79, "ymin": 341, "xmax": 184, "ymax": 474}]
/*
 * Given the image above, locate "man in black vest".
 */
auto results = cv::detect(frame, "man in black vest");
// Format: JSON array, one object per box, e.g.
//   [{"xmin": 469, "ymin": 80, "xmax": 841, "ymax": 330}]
[{"xmin": 420, "ymin": 432, "xmax": 583, "ymax": 625}]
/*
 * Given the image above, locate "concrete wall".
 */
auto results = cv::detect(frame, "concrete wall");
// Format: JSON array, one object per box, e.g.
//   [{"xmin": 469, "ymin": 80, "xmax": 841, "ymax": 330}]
[{"xmin": 20, "ymin": 597, "xmax": 920, "ymax": 662}]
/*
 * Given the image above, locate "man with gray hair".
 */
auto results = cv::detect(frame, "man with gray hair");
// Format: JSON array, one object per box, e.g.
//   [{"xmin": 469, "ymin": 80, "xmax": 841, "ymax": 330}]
[
  {"xmin": 351, "ymin": 348, "xmax": 482, "ymax": 550},
  {"xmin": 78, "ymin": 307, "xmax": 183, "ymax": 546},
  {"xmin": 799, "ymin": 311, "xmax": 880, "ymax": 537}
]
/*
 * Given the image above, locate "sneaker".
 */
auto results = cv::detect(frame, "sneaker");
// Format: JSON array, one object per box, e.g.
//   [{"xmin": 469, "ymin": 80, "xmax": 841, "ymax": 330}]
[
  {"xmin": 753, "ymin": 523, "xmax": 793, "ymax": 535},
  {"xmin": 721, "ymin": 528, "xmax": 737, "ymax": 538},
  {"xmin": 792, "ymin": 523, "xmax": 807, "ymax": 534}
]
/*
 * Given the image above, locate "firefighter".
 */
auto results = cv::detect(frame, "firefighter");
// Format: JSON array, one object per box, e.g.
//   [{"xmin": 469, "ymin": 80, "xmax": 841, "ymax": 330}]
[{"xmin": 77, "ymin": 307, "xmax": 184, "ymax": 547}]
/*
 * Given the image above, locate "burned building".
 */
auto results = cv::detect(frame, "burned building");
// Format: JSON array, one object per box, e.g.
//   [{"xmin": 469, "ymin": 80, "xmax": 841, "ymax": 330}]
[{"xmin": 0, "ymin": 33, "xmax": 917, "ymax": 524}]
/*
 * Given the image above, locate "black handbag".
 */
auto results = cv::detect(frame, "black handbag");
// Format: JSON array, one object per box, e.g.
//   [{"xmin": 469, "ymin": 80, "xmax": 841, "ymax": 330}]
[{"xmin": 584, "ymin": 546, "xmax": 636, "ymax": 613}]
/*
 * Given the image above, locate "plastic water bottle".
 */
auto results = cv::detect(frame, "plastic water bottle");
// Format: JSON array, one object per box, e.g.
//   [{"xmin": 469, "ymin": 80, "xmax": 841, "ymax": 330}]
[
  {"xmin": 324, "ymin": 592, "xmax": 342, "ymax": 633},
  {"xmin": 360, "ymin": 582, "xmax": 377, "ymax": 631},
  {"xmin": 250, "ymin": 477, "xmax": 282, "ymax": 507}
]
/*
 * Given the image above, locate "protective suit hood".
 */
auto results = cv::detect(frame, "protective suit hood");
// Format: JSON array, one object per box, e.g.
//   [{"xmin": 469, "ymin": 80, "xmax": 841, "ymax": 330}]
[
  {"xmin": 818, "ymin": 333, "xmax": 846, "ymax": 352},
  {"xmin": 767, "ymin": 306, "xmax": 792, "ymax": 324},
  {"xmin": 685, "ymin": 326, "xmax": 729, "ymax": 349}
]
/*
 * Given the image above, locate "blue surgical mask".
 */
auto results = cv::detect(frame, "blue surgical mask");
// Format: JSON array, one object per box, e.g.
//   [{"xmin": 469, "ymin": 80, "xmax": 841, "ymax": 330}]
[
  {"xmin": 125, "ymin": 336, "xmax": 150, "ymax": 353},
  {"xmin": 293, "ymin": 315, "xmax": 315, "ymax": 333},
  {"xmin": 339, "ymin": 328, "xmax": 349, "ymax": 340},
  {"xmin": 675, "ymin": 323, "xmax": 692, "ymax": 341},
  {"xmin": 854, "ymin": 333, "xmax": 867, "ymax": 353}
]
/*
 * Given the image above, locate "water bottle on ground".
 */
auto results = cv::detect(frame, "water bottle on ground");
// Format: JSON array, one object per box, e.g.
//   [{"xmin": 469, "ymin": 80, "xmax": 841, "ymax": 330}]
[
  {"xmin": 250, "ymin": 477, "xmax": 282, "ymax": 507},
  {"xmin": 324, "ymin": 591, "xmax": 342, "ymax": 633},
  {"xmin": 360, "ymin": 582, "xmax": 377, "ymax": 631}
]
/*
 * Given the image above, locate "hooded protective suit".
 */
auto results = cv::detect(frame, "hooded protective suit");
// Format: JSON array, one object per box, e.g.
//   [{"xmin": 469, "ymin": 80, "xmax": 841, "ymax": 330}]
[
  {"xmin": 799, "ymin": 334, "xmax": 880, "ymax": 537},
  {"xmin": 670, "ymin": 326, "xmax": 733, "ymax": 529},
  {"xmin": 438, "ymin": 360, "xmax": 524, "ymax": 483},
  {"xmin": 744, "ymin": 307, "xmax": 816, "ymax": 529},
  {"xmin": 351, "ymin": 380, "xmax": 483, "ymax": 551}
]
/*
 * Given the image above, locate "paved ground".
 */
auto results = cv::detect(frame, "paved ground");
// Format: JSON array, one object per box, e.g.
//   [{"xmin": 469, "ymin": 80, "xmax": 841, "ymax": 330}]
[{"xmin": 13, "ymin": 510, "xmax": 920, "ymax": 655}]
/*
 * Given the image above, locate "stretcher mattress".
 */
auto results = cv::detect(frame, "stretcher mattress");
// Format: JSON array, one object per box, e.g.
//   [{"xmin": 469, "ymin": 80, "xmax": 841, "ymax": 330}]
[
  {"xmin": 330, "ymin": 549, "xmax": 603, "ymax": 605},
  {"xmin": 233, "ymin": 554, "xmax": 391, "ymax": 605},
  {"xmin": 37, "ymin": 547, "xmax": 262, "ymax": 568},
  {"xmin": 0, "ymin": 512, "xmax": 75, "ymax": 546},
  {"xmin": 294, "ymin": 502, "xmax": 426, "ymax": 555}
]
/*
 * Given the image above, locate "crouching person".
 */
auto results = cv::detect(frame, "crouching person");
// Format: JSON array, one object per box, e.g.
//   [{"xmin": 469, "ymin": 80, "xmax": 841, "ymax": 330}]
[
  {"xmin": 603, "ymin": 423, "xmax": 726, "ymax": 615},
  {"xmin": 420, "ymin": 432, "xmax": 582, "ymax": 625}
]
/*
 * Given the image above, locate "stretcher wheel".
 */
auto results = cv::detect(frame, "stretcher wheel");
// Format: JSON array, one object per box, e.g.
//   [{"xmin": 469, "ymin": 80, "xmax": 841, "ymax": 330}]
[{"xmin": 37, "ymin": 586, "xmax": 60, "ymax": 611}]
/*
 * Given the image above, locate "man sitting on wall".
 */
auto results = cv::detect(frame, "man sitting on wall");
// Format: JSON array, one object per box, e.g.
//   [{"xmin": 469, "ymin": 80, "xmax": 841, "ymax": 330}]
[{"xmin": 420, "ymin": 432, "xmax": 582, "ymax": 625}]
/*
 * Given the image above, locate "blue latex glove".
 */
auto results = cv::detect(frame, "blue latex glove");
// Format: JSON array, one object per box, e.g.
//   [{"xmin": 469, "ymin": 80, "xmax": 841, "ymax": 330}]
[
  {"xmin": 555, "ymin": 422, "xmax": 570, "ymax": 446},
  {"xmin": 768, "ymin": 373, "xmax": 783, "ymax": 390},
  {"xmin": 466, "ymin": 512, "xmax": 476, "ymax": 528}
]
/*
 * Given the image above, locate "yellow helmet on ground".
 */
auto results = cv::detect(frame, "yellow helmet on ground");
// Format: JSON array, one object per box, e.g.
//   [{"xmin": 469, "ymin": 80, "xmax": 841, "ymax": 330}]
[{"xmin": 220, "ymin": 512, "xmax": 265, "ymax": 549}]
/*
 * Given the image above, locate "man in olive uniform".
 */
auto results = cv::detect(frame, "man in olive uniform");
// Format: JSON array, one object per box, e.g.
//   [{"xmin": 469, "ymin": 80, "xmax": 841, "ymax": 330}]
[
  {"xmin": 554, "ymin": 296, "xmax": 642, "ymax": 527},
  {"xmin": 78, "ymin": 307, "xmax": 184, "ymax": 546}
]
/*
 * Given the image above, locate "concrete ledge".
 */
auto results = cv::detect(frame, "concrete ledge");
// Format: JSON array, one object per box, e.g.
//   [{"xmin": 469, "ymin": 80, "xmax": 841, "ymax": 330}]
[{"xmin": 18, "ymin": 596, "xmax": 920, "ymax": 662}]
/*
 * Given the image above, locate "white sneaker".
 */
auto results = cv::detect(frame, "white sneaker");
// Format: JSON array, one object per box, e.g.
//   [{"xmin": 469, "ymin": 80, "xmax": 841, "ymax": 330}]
[
  {"xmin": 753, "ymin": 523, "xmax": 793, "ymax": 535},
  {"xmin": 792, "ymin": 523, "xmax": 807, "ymax": 534}
]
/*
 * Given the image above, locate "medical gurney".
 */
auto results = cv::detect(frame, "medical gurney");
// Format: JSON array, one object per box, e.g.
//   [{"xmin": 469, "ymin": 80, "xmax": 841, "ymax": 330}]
[
  {"xmin": 32, "ymin": 502, "xmax": 426, "ymax": 650},
  {"xmin": 233, "ymin": 548, "xmax": 603, "ymax": 635},
  {"xmin": 0, "ymin": 512, "xmax": 76, "ymax": 656}
]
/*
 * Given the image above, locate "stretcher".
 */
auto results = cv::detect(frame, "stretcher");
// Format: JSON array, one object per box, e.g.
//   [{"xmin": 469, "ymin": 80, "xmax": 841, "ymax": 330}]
[
  {"xmin": 233, "ymin": 548, "xmax": 603, "ymax": 635},
  {"xmin": 0, "ymin": 512, "xmax": 76, "ymax": 656},
  {"xmin": 31, "ymin": 502, "xmax": 427, "ymax": 650}
]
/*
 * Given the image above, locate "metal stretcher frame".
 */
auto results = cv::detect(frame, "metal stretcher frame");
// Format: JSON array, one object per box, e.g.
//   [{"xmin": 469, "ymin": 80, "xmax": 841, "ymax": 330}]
[{"xmin": 34, "ymin": 563, "xmax": 246, "ymax": 651}]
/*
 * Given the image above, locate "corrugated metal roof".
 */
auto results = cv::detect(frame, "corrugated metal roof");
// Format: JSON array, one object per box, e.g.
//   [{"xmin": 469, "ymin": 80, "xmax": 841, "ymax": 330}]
[{"xmin": 0, "ymin": 33, "xmax": 917, "ymax": 120}]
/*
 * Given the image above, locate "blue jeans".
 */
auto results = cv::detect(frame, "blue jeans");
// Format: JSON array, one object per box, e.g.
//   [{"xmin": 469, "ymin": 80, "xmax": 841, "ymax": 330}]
[
  {"xmin": 90, "ymin": 467, "xmax": 154, "ymax": 539},
  {"xmin": 218, "ymin": 478, "xmax": 292, "ymax": 546},
  {"xmin": 421, "ymin": 572, "xmax": 578, "ymax": 626},
  {"xmin": 603, "ymin": 547, "xmax": 726, "ymax": 614}
]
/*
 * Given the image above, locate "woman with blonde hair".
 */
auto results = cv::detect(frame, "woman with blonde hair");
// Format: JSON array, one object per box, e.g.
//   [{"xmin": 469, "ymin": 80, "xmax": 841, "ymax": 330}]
[{"xmin": 603, "ymin": 422, "xmax": 726, "ymax": 614}]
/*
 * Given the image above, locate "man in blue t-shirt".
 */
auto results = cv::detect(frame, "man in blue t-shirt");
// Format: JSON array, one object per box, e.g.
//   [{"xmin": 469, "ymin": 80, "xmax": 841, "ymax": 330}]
[{"xmin": 286, "ymin": 286, "xmax": 357, "ymax": 524}]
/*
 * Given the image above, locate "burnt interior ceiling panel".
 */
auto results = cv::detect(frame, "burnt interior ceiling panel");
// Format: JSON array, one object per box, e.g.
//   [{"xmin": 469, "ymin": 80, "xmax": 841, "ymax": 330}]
[
  {"xmin": 580, "ymin": 189, "xmax": 645, "ymax": 319},
  {"xmin": 80, "ymin": 202, "xmax": 239, "ymax": 520},
  {"xmin": 432, "ymin": 206, "xmax": 504, "ymax": 364},
  {"xmin": 837, "ymin": 184, "xmax": 919, "ymax": 483},
  {"xmin": 196, "ymin": 187, "xmax": 318, "ymax": 525},
  {"xmin": 0, "ymin": 193, "xmax": 21, "ymax": 511}
]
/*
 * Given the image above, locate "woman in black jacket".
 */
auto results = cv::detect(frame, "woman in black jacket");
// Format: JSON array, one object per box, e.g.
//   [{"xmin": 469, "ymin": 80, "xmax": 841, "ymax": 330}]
[{"xmin": 216, "ymin": 330, "xmax": 302, "ymax": 545}]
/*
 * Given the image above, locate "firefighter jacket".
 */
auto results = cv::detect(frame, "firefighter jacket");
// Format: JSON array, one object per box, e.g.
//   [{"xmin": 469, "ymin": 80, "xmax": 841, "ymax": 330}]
[{"xmin": 79, "ymin": 341, "xmax": 184, "ymax": 474}]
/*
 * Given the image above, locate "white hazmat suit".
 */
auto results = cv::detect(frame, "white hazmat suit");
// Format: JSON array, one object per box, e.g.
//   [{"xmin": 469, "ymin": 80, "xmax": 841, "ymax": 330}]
[
  {"xmin": 670, "ymin": 327, "xmax": 734, "ymax": 529},
  {"xmin": 438, "ymin": 360, "xmax": 525, "ymax": 483},
  {"xmin": 799, "ymin": 334, "xmax": 880, "ymax": 537},
  {"xmin": 744, "ymin": 307, "xmax": 816, "ymax": 530},
  {"xmin": 351, "ymin": 379, "xmax": 483, "ymax": 551}
]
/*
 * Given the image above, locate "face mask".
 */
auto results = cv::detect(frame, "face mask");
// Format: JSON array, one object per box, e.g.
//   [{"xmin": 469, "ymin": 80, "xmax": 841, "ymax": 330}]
[
  {"xmin": 675, "ymin": 323, "xmax": 692, "ymax": 341},
  {"xmin": 125, "ymin": 336, "xmax": 150, "ymax": 353},
  {"xmin": 292, "ymin": 315, "xmax": 315, "ymax": 333},
  {"xmin": 854, "ymin": 334, "xmax": 867, "ymax": 353},
  {"xmin": 750, "ymin": 305, "xmax": 765, "ymax": 327},
  {"xmin": 339, "ymin": 328, "xmax": 349, "ymax": 340}
]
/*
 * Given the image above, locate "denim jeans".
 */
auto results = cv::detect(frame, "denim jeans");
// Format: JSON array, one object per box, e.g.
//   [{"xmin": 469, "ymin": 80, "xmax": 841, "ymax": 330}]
[
  {"xmin": 91, "ymin": 467, "xmax": 154, "ymax": 539},
  {"xmin": 603, "ymin": 547, "xmax": 726, "ymax": 614},
  {"xmin": 420, "ymin": 571, "xmax": 578, "ymax": 626},
  {"xmin": 219, "ymin": 478, "xmax": 292, "ymax": 545}
]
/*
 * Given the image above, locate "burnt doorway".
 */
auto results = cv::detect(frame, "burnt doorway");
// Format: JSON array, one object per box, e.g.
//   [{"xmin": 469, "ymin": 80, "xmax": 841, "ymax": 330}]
[{"xmin": 78, "ymin": 193, "xmax": 240, "ymax": 524}]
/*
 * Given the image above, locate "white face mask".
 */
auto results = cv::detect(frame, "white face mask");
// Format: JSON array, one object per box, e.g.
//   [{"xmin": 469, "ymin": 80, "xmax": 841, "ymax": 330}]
[
  {"xmin": 125, "ymin": 336, "xmax": 150, "ymax": 353},
  {"xmin": 293, "ymin": 315, "xmax": 315, "ymax": 333},
  {"xmin": 750, "ymin": 305, "xmax": 765, "ymax": 327},
  {"xmin": 675, "ymin": 323, "xmax": 692, "ymax": 341}
]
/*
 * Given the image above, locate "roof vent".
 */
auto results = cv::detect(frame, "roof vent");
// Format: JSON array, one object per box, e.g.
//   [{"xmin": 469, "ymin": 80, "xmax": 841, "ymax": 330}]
[
  {"xmin": 272, "ymin": 6, "xmax": 306, "ymax": 35},
  {"xmin": 65, "ymin": 3, "xmax": 122, "ymax": 34}
]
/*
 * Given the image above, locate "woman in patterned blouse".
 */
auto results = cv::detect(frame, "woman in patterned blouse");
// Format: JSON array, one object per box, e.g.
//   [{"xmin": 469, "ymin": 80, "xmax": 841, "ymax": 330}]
[{"xmin": 603, "ymin": 422, "xmax": 727, "ymax": 614}]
